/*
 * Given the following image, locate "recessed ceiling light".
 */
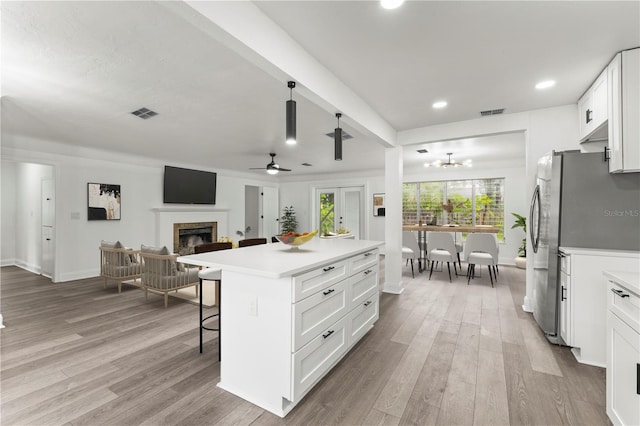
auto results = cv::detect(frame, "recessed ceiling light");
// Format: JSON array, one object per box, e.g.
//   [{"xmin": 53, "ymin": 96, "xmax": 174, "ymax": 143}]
[
  {"xmin": 381, "ymin": 0, "xmax": 404, "ymax": 9},
  {"xmin": 535, "ymin": 80, "xmax": 556, "ymax": 90},
  {"xmin": 432, "ymin": 101, "xmax": 448, "ymax": 109}
]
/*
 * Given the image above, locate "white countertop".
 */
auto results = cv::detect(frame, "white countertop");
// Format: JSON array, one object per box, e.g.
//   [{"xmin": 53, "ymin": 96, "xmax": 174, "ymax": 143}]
[
  {"xmin": 560, "ymin": 247, "xmax": 640, "ymax": 257},
  {"xmin": 603, "ymin": 270, "xmax": 640, "ymax": 296},
  {"xmin": 177, "ymin": 238, "xmax": 383, "ymax": 279}
]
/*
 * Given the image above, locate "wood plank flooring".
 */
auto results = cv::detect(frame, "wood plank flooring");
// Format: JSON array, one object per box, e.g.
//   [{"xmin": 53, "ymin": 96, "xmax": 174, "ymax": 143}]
[{"xmin": 0, "ymin": 262, "xmax": 609, "ymax": 425}]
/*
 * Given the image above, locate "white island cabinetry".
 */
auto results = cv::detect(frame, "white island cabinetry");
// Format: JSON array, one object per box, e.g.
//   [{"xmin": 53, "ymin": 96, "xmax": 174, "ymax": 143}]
[{"xmin": 178, "ymin": 239, "xmax": 381, "ymax": 417}]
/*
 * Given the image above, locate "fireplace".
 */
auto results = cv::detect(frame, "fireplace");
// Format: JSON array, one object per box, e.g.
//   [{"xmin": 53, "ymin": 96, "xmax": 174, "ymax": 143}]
[{"xmin": 173, "ymin": 222, "xmax": 217, "ymax": 255}]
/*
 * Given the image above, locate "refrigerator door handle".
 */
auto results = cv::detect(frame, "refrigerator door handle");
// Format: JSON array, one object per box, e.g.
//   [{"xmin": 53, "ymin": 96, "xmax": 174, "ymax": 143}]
[{"xmin": 530, "ymin": 184, "xmax": 541, "ymax": 254}]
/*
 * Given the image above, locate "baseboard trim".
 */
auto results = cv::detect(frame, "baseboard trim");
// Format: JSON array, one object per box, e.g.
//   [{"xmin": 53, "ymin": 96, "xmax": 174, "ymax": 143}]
[{"xmin": 58, "ymin": 269, "xmax": 100, "ymax": 283}]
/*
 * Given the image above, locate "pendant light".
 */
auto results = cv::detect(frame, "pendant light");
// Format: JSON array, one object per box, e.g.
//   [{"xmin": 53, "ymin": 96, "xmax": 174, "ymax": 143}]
[
  {"xmin": 334, "ymin": 113, "xmax": 343, "ymax": 161},
  {"xmin": 286, "ymin": 81, "xmax": 296, "ymax": 145}
]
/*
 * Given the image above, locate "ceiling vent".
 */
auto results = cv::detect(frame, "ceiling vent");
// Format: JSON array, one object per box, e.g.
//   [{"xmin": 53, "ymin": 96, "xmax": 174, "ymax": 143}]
[
  {"xmin": 325, "ymin": 130, "xmax": 353, "ymax": 140},
  {"xmin": 131, "ymin": 107, "xmax": 158, "ymax": 119},
  {"xmin": 480, "ymin": 108, "xmax": 505, "ymax": 117},
  {"xmin": 416, "ymin": 148, "xmax": 429, "ymax": 153}
]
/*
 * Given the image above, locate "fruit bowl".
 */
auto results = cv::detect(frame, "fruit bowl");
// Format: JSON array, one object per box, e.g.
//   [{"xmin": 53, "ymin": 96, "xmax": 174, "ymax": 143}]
[{"xmin": 275, "ymin": 230, "xmax": 318, "ymax": 248}]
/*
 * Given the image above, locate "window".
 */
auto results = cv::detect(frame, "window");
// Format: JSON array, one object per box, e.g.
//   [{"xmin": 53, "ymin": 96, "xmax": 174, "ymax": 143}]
[{"xmin": 402, "ymin": 178, "xmax": 505, "ymax": 241}]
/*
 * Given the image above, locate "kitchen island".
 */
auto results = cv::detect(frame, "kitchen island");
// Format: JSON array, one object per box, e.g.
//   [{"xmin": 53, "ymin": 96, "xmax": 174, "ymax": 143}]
[{"xmin": 178, "ymin": 238, "xmax": 383, "ymax": 417}]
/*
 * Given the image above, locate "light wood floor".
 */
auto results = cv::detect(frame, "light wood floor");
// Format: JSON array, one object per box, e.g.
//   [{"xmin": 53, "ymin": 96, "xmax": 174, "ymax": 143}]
[{"xmin": 0, "ymin": 263, "xmax": 609, "ymax": 425}]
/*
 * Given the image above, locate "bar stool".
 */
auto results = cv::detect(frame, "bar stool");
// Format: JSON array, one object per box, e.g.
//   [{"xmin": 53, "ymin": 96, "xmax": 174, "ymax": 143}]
[{"xmin": 194, "ymin": 241, "xmax": 232, "ymax": 360}]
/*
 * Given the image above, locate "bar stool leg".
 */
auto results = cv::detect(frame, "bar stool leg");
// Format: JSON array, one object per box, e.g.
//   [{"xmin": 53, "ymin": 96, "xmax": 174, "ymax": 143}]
[{"xmin": 199, "ymin": 278, "xmax": 203, "ymax": 353}]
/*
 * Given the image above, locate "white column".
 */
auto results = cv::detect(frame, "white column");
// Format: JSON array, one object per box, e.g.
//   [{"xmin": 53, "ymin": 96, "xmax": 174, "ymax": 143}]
[{"xmin": 383, "ymin": 146, "xmax": 404, "ymax": 294}]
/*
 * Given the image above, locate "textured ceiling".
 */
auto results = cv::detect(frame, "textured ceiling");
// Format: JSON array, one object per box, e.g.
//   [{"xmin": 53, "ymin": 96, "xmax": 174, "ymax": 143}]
[{"xmin": 2, "ymin": 1, "xmax": 638, "ymax": 175}]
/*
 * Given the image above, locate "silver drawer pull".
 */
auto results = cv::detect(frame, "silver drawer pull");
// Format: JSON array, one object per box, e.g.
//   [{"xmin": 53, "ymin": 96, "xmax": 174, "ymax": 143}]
[
  {"xmin": 322, "ymin": 330, "xmax": 334, "ymax": 339},
  {"xmin": 364, "ymin": 301, "xmax": 372, "ymax": 307},
  {"xmin": 323, "ymin": 288, "xmax": 335, "ymax": 296},
  {"xmin": 611, "ymin": 288, "xmax": 630, "ymax": 298},
  {"xmin": 364, "ymin": 269, "xmax": 372, "ymax": 275},
  {"xmin": 323, "ymin": 266, "xmax": 335, "ymax": 272}
]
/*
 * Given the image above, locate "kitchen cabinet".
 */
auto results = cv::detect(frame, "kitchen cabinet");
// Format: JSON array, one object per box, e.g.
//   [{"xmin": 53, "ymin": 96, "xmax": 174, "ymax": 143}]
[
  {"xmin": 178, "ymin": 239, "xmax": 381, "ymax": 417},
  {"xmin": 607, "ymin": 48, "xmax": 640, "ymax": 173},
  {"xmin": 604, "ymin": 271, "xmax": 640, "ymax": 426},
  {"xmin": 558, "ymin": 247, "xmax": 640, "ymax": 367},
  {"xmin": 578, "ymin": 68, "xmax": 608, "ymax": 142}
]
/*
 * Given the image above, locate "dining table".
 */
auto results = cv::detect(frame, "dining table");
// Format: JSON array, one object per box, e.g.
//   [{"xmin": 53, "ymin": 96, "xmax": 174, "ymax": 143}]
[{"xmin": 402, "ymin": 224, "xmax": 500, "ymax": 272}]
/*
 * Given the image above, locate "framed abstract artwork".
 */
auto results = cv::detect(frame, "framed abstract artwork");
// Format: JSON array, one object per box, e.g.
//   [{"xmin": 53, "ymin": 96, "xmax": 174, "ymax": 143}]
[
  {"xmin": 88, "ymin": 183, "xmax": 121, "ymax": 220},
  {"xmin": 373, "ymin": 193, "xmax": 385, "ymax": 216}
]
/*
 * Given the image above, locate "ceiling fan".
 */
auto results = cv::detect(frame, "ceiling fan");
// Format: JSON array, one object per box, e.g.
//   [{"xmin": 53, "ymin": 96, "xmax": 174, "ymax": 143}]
[{"xmin": 250, "ymin": 153, "xmax": 291, "ymax": 175}]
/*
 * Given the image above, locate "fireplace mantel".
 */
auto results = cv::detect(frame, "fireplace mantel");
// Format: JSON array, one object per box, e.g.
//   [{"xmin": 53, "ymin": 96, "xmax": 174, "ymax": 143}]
[{"xmin": 152, "ymin": 207, "xmax": 229, "ymax": 252}]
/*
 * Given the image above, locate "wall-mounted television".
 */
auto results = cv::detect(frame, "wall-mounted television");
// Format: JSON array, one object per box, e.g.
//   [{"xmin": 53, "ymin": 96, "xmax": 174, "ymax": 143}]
[{"xmin": 163, "ymin": 166, "xmax": 217, "ymax": 205}]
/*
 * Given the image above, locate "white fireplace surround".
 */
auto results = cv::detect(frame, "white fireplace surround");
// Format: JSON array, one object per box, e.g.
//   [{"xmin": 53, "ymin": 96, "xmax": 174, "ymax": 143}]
[{"xmin": 152, "ymin": 207, "xmax": 229, "ymax": 253}]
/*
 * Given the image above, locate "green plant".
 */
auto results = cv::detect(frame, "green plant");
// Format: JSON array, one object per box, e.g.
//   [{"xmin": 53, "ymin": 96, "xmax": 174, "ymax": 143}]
[
  {"xmin": 511, "ymin": 212, "xmax": 526, "ymax": 257},
  {"xmin": 280, "ymin": 206, "xmax": 298, "ymax": 234}
]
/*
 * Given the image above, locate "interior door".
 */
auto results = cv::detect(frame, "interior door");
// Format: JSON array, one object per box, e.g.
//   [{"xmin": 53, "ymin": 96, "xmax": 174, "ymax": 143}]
[
  {"xmin": 244, "ymin": 185, "xmax": 259, "ymax": 239},
  {"xmin": 41, "ymin": 178, "xmax": 54, "ymax": 278},
  {"xmin": 261, "ymin": 186, "xmax": 278, "ymax": 239}
]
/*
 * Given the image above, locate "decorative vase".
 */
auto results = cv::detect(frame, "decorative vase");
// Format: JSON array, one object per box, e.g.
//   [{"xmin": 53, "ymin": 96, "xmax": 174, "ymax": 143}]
[{"xmin": 514, "ymin": 256, "xmax": 526, "ymax": 269}]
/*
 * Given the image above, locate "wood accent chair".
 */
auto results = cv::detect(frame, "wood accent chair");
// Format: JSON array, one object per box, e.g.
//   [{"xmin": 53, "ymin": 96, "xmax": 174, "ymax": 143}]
[
  {"xmin": 99, "ymin": 240, "xmax": 142, "ymax": 293},
  {"xmin": 238, "ymin": 238, "xmax": 268, "ymax": 247},
  {"xmin": 139, "ymin": 244, "xmax": 199, "ymax": 308},
  {"xmin": 194, "ymin": 241, "xmax": 232, "ymax": 357}
]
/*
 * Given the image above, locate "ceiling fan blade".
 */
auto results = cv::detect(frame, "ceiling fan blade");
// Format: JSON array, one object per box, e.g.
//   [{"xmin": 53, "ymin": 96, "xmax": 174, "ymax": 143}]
[
  {"xmin": 274, "ymin": 166, "xmax": 292, "ymax": 172},
  {"xmin": 249, "ymin": 167, "xmax": 266, "ymax": 170}
]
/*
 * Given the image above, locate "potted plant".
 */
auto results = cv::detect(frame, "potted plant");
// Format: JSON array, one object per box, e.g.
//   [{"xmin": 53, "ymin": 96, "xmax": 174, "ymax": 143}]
[
  {"xmin": 280, "ymin": 206, "xmax": 298, "ymax": 234},
  {"xmin": 511, "ymin": 212, "xmax": 527, "ymax": 269}
]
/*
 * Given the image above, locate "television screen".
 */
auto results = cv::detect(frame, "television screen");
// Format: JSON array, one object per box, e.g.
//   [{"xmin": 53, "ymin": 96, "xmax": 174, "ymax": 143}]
[{"xmin": 163, "ymin": 166, "xmax": 216, "ymax": 204}]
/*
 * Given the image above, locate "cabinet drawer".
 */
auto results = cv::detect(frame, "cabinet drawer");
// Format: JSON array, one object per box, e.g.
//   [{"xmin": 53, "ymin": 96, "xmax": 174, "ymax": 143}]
[
  {"xmin": 608, "ymin": 281, "xmax": 640, "ymax": 334},
  {"xmin": 349, "ymin": 249, "xmax": 379, "ymax": 275},
  {"xmin": 292, "ymin": 316, "xmax": 348, "ymax": 402},
  {"xmin": 293, "ymin": 260, "xmax": 348, "ymax": 302},
  {"xmin": 348, "ymin": 268, "xmax": 378, "ymax": 311},
  {"xmin": 347, "ymin": 290, "xmax": 379, "ymax": 347},
  {"xmin": 293, "ymin": 279, "xmax": 349, "ymax": 352}
]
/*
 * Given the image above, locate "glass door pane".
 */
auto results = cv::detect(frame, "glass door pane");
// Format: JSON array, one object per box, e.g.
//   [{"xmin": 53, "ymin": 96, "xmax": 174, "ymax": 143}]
[
  {"xmin": 340, "ymin": 187, "xmax": 363, "ymax": 239},
  {"xmin": 319, "ymin": 189, "xmax": 336, "ymax": 236}
]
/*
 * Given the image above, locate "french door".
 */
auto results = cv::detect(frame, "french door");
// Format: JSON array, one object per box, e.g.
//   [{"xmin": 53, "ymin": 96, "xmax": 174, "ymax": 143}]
[{"xmin": 316, "ymin": 186, "xmax": 363, "ymax": 239}]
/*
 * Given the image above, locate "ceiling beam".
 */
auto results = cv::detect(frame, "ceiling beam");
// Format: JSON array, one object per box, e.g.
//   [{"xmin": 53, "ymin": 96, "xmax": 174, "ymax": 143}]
[{"xmin": 163, "ymin": 1, "xmax": 396, "ymax": 148}]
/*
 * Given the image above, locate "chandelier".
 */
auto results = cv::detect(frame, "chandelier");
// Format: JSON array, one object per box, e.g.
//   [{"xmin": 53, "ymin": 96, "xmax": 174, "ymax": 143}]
[{"xmin": 424, "ymin": 152, "xmax": 472, "ymax": 168}]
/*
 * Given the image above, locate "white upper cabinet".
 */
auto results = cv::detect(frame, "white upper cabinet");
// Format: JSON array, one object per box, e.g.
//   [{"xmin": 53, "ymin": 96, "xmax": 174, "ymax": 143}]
[
  {"xmin": 607, "ymin": 48, "xmax": 640, "ymax": 173},
  {"xmin": 578, "ymin": 68, "xmax": 608, "ymax": 142}
]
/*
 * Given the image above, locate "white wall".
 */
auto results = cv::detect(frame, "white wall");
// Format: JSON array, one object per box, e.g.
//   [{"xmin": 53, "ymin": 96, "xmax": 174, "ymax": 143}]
[
  {"xmin": 1, "ymin": 161, "xmax": 17, "ymax": 266},
  {"xmin": 279, "ymin": 172, "xmax": 385, "ymax": 242},
  {"xmin": 1, "ymin": 137, "xmax": 278, "ymax": 282}
]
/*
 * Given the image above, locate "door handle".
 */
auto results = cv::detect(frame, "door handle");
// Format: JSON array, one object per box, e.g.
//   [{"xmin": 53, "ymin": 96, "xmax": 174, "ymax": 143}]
[
  {"xmin": 364, "ymin": 269, "xmax": 372, "ymax": 275},
  {"xmin": 603, "ymin": 146, "xmax": 610, "ymax": 162},
  {"xmin": 586, "ymin": 108, "xmax": 593, "ymax": 124},
  {"xmin": 561, "ymin": 286, "xmax": 566, "ymax": 301},
  {"xmin": 322, "ymin": 330, "xmax": 334, "ymax": 339},
  {"xmin": 323, "ymin": 266, "xmax": 335, "ymax": 272},
  {"xmin": 46, "ymin": 238, "xmax": 51, "ymax": 241},
  {"xmin": 364, "ymin": 301, "xmax": 372, "ymax": 307},
  {"xmin": 322, "ymin": 288, "xmax": 335, "ymax": 296}
]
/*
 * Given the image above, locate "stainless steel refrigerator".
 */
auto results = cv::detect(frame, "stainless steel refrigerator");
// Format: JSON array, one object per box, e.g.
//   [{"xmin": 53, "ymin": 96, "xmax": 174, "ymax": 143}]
[{"xmin": 530, "ymin": 150, "xmax": 640, "ymax": 343}]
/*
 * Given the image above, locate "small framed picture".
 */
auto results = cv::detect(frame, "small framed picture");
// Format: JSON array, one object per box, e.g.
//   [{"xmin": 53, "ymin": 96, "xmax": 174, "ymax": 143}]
[
  {"xmin": 373, "ymin": 193, "xmax": 385, "ymax": 216},
  {"xmin": 88, "ymin": 183, "xmax": 121, "ymax": 220}
]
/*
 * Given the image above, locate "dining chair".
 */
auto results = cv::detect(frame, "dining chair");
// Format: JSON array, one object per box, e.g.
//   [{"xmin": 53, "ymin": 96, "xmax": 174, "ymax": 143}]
[
  {"xmin": 463, "ymin": 233, "xmax": 498, "ymax": 287},
  {"xmin": 194, "ymin": 241, "xmax": 232, "ymax": 358},
  {"xmin": 426, "ymin": 232, "xmax": 458, "ymax": 282},
  {"xmin": 402, "ymin": 231, "xmax": 421, "ymax": 278},
  {"xmin": 445, "ymin": 231, "xmax": 463, "ymax": 269},
  {"xmin": 238, "ymin": 238, "xmax": 268, "ymax": 247}
]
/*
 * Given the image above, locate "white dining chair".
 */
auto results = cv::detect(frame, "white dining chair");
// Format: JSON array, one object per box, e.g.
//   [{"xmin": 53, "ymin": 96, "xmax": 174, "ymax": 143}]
[
  {"xmin": 426, "ymin": 232, "xmax": 458, "ymax": 282},
  {"xmin": 463, "ymin": 233, "xmax": 499, "ymax": 287},
  {"xmin": 402, "ymin": 231, "xmax": 421, "ymax": 278}
]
